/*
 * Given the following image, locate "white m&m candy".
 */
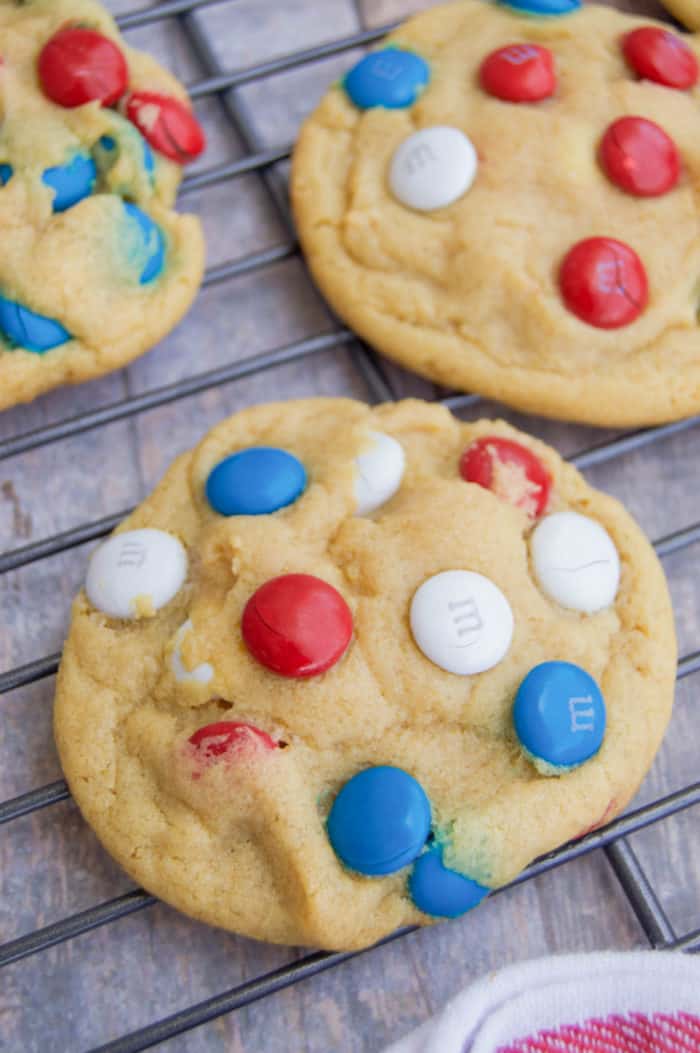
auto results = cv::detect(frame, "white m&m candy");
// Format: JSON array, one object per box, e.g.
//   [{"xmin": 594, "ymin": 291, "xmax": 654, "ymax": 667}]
[
  {"xmin": 171, "ymin": 620, "xmax": 213, "ymax": 684},
  {"xmin": 86, "ymin": 528, "xmax": 187, "ymax": 619},
  {"xmin": 531, "ymin": 512, "xmax": 620, "ymax": 614},
  {"xmin": 389, "ymin": 126, "xmax": 478, "ymax": 212},
  {"xmin": 355, "ymin": 431, "xmax": 405, "ymax": 515},
  {"xmin": 410, "ymin": 570, "xmax": 514, "ymax": 675}
]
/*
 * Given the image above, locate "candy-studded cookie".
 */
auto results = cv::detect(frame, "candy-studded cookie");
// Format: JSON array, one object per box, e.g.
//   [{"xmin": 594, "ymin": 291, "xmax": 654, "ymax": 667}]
[
  {"xmin": 292, "ymin": 0, "xmax": 700, "ymax": 427},
  {"xmin": 54, "ymin": 398, "xmax": 676, "ymax": 949},
  {"xmin": 0, "ymin": 0, "xmax": 205, "ymax": 410}
]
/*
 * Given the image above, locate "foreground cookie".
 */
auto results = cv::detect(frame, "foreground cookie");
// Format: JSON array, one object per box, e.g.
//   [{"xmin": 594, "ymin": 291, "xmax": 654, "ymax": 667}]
[
  {"xmin": 292, "ymin": 0, "xmax": 700, "ymax": 427},
  {"xmin": 0, "ymin": 0, "xmax": 205, "ymax": 409},
  {"xmin": 55, "ymin": 398, "xmax": 676, "ymax": 949}
]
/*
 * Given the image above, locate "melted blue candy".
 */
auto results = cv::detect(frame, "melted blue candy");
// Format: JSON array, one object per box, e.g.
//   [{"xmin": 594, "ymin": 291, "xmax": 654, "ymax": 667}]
[
  {"xmin": 0, "ymin": 295, "xmax": 71, "ymax": 353},
  {"xmin": 42, "ymin": 152, "xmax": 97, "ymax": 212},
  {"xmin": 122, "ymin": 203, "xmax": 165, "ymax": 284}
]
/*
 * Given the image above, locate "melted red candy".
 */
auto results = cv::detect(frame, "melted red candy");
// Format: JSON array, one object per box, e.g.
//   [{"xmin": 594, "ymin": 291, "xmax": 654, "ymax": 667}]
[
  {"xmin": 242, "ymin": 573, "xmax": 353, "ymax": 678},
  {"xmin": 459, "ymin": 437, "xmax": 551, "ymax": 518},
  {"xmin": 559, "ymin": 237, "xmax": 648, "ymax": 328},
  {"xmin": 38, "ymin": 28, "xmax": 128, "ymax": 108},
  {"xmin": 622, "ymin": 27, "xmax": 698, "ymax": 90},
  {"xmin": 189, "ymin": 721, "xmax": 277, "ymax": 759},
  {"xmin": 480, "ymin": 44, "xmax": 555, "ymax": 102},
  {"xmin": 125, "ymin": 92, "xmax": 205, "ymax": 163},
  {"xmin": 600, "ymin": 116, "xmax": 680, "ymax": 197}
]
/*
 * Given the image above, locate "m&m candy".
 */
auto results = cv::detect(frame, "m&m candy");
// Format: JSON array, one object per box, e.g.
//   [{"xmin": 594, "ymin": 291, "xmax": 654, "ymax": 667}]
[
  {"xmin": 39, "ymin": 27, "xmax": 128, "ymax": 108},
  {"xmin": 409, "ymin": 847, "xmax": 490, "ymax": 917},
  {"xmin": 389, "ymin": 126, "xmax": 478, "ymax": 211},
  {"xmin": 355, "ymin": 432, "xmax": 405, "ymax": 516},
  {"xmin": 459, "ymin": 436, "xmax": 551, "ymax": 518},
  {"xmin": 530, "ymin": 512, "xmax": 620, "ymax": 613},
  {"xmin": 622, "ymin": 28, "xmax": 698, "ymax": 90},
  {"xmin": 328, "ymin": 765, "xmax": 431, "ymax": 875},
  {"xmin": 242, "ymin": 574, "xmax": 353, "ymax": 678},
  {"xmin": 0, "ymin": 164, "xmax": 13, "ymax": 186},
  {"xmin": 42, "ymin": 151, "xmax": 97, "ymax": 212},
  {"xmin": 600, "ymin": 117, "xmax": 680, "ymax": 198},
  {"xmin": 0, "ymin": 295, "xmax": 71, "ymax": 352},
  {"xmin": 205, "ymin": 447, "xmax": 307, "ymax": 516},
  {"xmin": 188, "ymin": 721, "xmax": 277, "ymax": 758},
  {"xmin": 171, "ymin": 620, "xmax": 213, "ymax": 685},
  {"xmin": 500, "ymin": 0, "xmax": 581, "ymax": 15},
  {"xmin": 125, "ymin": 92, "xmax": 206, "ymax": 164},
  {"xmin": 344, "ymin": 48, "xmax": 429, "ymax": 109},
  {"xmin": 513, "ymin": 661, "xmax": 606, "ymax": 772},
  {"xmin": 559, "ymin": 237, "xmax": 648, "ymax": 328},
  {"xmin": 480, "ymin": 44, "xmax": 556, "ymax": 103},
  {"xmin": 410, "ymin": 570, "xmax": 514, "ymax": 676},
  {"xmin": 85, "ymin": 528, "xmax": 187, "ymax": 619}
]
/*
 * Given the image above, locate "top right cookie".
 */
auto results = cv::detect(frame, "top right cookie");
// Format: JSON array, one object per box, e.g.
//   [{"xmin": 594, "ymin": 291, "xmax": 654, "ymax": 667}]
[
  {"xmin": 291, "ymin": 0, "xmax": 700, "ymax": 427},
  {"xmin": 661, "ymin": 0, "xmax": 700, "ymax": 30}
]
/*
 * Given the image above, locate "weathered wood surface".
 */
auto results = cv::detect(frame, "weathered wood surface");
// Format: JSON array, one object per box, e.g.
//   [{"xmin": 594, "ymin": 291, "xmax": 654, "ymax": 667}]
[{"xmin": 1, "ymin": 0, "xmax": 698, "ymax": 1050}]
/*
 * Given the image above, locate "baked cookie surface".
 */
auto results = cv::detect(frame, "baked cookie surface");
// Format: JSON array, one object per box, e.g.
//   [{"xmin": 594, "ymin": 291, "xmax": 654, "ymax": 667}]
[
  {"xmin": 291, "ymin": 0, "xmax": 700, "ymax": 427},
  {"xmin": 662, "ymin": 0, "xmax": 700, "ymax": 29},
  {"xmin": 0, "ymin": 0, "xmax": 205, "ymax": 409},
  {"xmin": 54, "ymin": 398, "xmax": 676, "ymax": 950}
]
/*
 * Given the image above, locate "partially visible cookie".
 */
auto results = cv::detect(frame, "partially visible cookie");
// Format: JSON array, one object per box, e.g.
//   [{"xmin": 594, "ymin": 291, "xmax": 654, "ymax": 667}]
[
  {"xmin": 661, "ymin": 0, "xmax": 700, "ymax": 29},
  {"xmin": 55, "ymin": 397, "xmax": 676, "ymax": 950},
  {"xmin": 0, "ymin": 0, "xmax": 205, "ymax": 409},
  {"xmin": 292, "ymin": 0, "xmax": 700, "ymax": 427}
]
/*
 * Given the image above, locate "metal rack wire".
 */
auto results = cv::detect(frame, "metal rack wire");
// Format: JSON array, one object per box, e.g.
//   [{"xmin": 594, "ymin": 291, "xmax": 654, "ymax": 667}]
[{"xmin": 1, "ymin": 1, "xmax": 699, "ymax": 1050}]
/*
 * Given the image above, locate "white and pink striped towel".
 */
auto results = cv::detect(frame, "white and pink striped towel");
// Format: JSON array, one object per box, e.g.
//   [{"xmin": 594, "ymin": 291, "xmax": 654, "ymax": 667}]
[{"xmin": 383, "ymin": 951, "xmax": 700, "ymax": 1053}]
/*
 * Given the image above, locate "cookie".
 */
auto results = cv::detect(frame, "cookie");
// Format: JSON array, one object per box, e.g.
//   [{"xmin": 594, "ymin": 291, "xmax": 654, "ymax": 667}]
[
  {"xmin": 291, "ymin": 0, "xmax": 700, "ymax": 427},
  {"xmin": 661, "ymin": 0, "xmax": 700, "ymax": 30},
  {"xmin": 0, "ymin": 0, "xmax": 205, "ymax": 410},
  {"xmin": 54, "ymin": 397, "xmax": 676, "ymax": 950}
]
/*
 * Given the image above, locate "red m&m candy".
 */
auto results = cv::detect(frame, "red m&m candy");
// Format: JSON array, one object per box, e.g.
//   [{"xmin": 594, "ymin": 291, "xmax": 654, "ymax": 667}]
[
  {"xmin": 480, "ymin": 44, "xmax": 555, "ymax": 102},
  {"xmin": 125, "ymin": 92, "xmax": 205, "ymax": 163},
  {"xmin": 600, "ymin": 117, "xmax": 680, "ymax": 197},
  {"xmin": 559, "ymin": 237, "xmax": 648, "ymax": 329},
  {"xmin": 622, "ymin": 27, "xmax": 698, "ymax": 90},
  {"xmin": 242, "ymin": 574, "xmax": 353, "ymax": 678},
  {"xmin": 189, "ymin": 721, "xmax": 277, "ymax": 758},
  {"xmin": 460, "ymin": 437, "xmax": 551, "ymax": 518},
  {"xmin": 38, "ymin": 28, "xmax": 128, "ymax": 108}
]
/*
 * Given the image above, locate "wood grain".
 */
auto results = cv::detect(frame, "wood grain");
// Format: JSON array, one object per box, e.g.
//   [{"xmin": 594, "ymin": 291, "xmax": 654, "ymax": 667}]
[{"xmin": 1, "ymin": 0, "xmax": 698, "ymax": 1050}]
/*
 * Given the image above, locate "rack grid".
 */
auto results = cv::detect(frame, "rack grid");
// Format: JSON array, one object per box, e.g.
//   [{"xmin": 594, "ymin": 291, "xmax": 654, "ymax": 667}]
[{"xmin": 1, "ymin": 1, "xmax": 699, "ymax": 1050}]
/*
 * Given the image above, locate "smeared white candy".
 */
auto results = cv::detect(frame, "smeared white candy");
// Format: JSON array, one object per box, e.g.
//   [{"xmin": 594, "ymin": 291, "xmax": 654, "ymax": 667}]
[
  {"xmin": 410, "ymin": 570, "xmax": 514, "ymax": 675},
  {"xmin": 171, "ymin": 619, "xmax": 213, "ymax": 684},
  {"xmin": 355, "ymin": 431, "xmax": 405, "ymax": 515},
  {"xmin": 389, "ymin": 126, "xmax": 478, "ymax": 212},
  {"xmin": 85, "ymin": 528, "xmax": 187, "ymax": 619},
  {"xmin": 531, "ymin": 512, "xmax": 620, "ymax": 614}
]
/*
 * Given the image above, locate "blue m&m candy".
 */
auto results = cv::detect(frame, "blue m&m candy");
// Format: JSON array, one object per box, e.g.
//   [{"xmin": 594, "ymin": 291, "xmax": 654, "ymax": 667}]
[
  {"xmin": 501, "ymin": 0, "xmax": 581, "ymax": 14},
  {"xmin": 205, "ymin": 447, "xmax": 307, "ymax": 516},
  {"xmin": 344, "ymin": 48, "xmax": 429, "ymax": 109},
  {"xmin": 42, "ymin": 151, "xmax": 97, "ymax": 212},
  {"xmin": 0, "ymin": 164, "xmax": 13, "ymax": 186},
  {"xmin": 409, "ymin": 847, "xmax": 490, "ymax": 918},
  {"xmin": 0, "ymin": 295, "xmax": 71, "ymax": 352},
  {"xmin": 513, "ymin": 661, "xmax": 606, "ymax": 773},
  {"xmin": 123, "ymin": 203, "xmax": 165, "ymax": 284},
  {"xmin": 327, "ymin": 765, "xmax": 431, "ymax": 876}
]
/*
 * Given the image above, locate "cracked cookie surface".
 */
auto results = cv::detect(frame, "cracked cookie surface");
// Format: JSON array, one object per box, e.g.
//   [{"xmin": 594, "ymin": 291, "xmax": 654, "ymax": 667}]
[
  {"xmin": 0, "ymin": 0, "xmax": 204, "ymax": 409},
  {"xmin": 291, "ymin": 0, "xmax": 700, "ymax": 426},
  {"xmin": 55, "ymin": 398, "xmax": 676, "ymax": 949}
]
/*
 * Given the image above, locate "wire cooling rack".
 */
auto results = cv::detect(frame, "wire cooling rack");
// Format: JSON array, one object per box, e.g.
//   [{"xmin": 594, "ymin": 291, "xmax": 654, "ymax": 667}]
[{"xmin": 1, "ymin": 0, "xmax": 700, "ymax": 1050}]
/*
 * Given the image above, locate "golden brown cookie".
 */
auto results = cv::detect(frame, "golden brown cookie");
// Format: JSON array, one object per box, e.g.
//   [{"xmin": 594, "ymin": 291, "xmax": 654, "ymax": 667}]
[
  {"xmin": 661, "ymin": 0, "xmax": 700, "ymax": 29},
  {"xmin": 291, "ymin": 0, "xmax": 700, "ymax": 427},
  {"xmin": 0, "ymin": 0, "xmax": 205, "ymax": 409},
  {"xmin": 54, "ymin": 398, "xmax": 676, "ymax": 949}
]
